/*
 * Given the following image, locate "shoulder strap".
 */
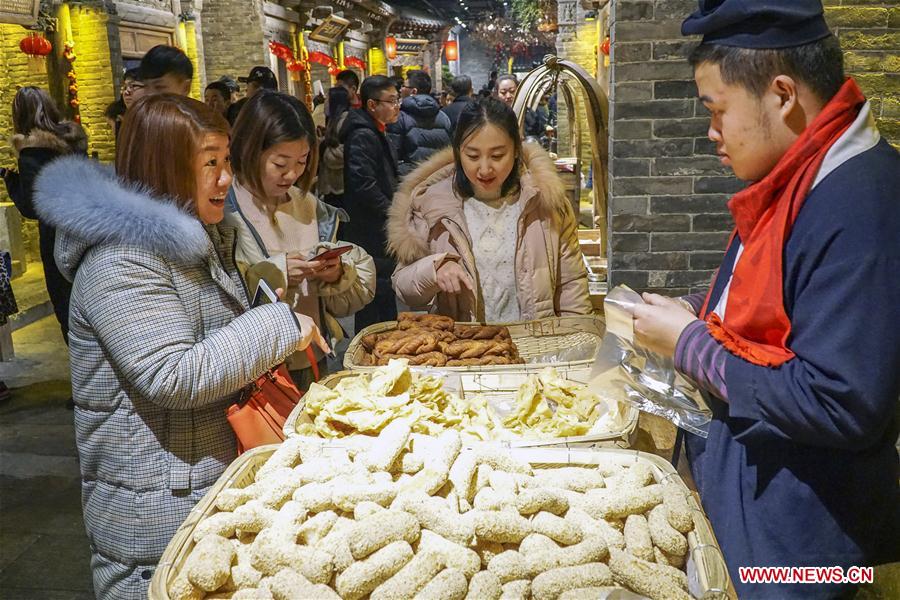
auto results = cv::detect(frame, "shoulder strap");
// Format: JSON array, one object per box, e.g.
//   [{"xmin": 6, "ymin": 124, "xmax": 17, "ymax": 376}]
[{"xmin": 227, "ymin": 186, "xmax": 270, "ymax": 259}]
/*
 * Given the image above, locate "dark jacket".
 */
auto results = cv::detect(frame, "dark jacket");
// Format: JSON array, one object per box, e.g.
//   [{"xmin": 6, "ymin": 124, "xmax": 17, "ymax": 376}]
[
  {"xmin": 440, "ymin": 94, "xmax": 474, "ymax": 132},
  {"xmin": 226, "ymin": 97, "xmax": 246, "ymax": 126},
  {"xmin": 2, "ymin": 123, "xmax": 87, "ymax": 341},
  {"xmin": 388, "ymin": 94, "xmax": 452, "ymax": 176},
  {"xmin": 524, "ymin": 106, "xmax": 549, "ymax": 139},
  {"xmin": 340, "ymin": 108, "xmax": 398, "ymax": 273},
  {"xmin": 686, "ymin": 118, "xmax": 900, "ymax": 599}
]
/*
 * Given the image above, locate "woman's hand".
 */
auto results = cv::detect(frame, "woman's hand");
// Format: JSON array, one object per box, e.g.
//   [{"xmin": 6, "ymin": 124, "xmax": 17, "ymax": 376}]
[
  {"xmin": 436, "ymin": 261, "xmax": 474, "ymax": 295},
  {"xmin": 633, "ymin": 292, "xmax": 699, "ymax": 358},
  {"xmin": 293, "ymin": 311, "xmax": 331, "ymax": 355},
  {"xmin": 314, "ymin": 257, "xmax": 343, "ymax": 284},
  {"xmin": 287, "ymin": 254, "xmax": 344, "ymax": 285}
]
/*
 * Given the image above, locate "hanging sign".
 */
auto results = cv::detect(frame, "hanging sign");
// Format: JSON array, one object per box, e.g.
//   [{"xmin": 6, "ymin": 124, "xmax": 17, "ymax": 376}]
[
  {"xmin": 309, "ymin": 14, "xmax": 350, "ymax": 44},
  {"xmin": 0, "ymin": 0, "xmax": 38, "ymax": 26},
  {"xmin": 395, "ymin": 38, "xmax": 428, "ymax": 55}
]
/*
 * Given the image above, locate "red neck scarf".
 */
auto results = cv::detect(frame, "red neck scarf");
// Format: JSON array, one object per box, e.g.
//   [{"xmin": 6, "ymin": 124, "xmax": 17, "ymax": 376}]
[{"xmin": 699, "ymin": 78, "xmax": 866, "ymax": 367}]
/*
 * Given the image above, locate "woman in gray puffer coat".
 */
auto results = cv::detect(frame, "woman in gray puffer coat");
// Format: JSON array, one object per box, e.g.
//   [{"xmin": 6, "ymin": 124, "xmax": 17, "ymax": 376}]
[{"xmin": 33, "ymin": 95, "xmax": 328, "ymax": 599}]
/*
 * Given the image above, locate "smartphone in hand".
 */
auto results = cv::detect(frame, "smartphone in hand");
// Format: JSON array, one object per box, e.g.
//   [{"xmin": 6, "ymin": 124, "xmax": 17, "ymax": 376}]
[
  {"xmin": 252, "ymin": 279, "xmax": 279, "ymax": 307},
  {"xmin": 311, "ymin": 245, "xmax": 353, "ymax": 262}
]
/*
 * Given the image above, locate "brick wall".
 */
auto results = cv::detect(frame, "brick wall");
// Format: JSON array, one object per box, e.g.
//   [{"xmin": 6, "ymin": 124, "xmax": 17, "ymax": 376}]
[
  {"xmin": 69, "ymin": 4, "xmax": 118, "ymax": 162},
  {"xmin": 606, "ymin": 0, "xmax": 898, "ymax": 294},
  {"xmin": 201, "ymin": 0, "xmax": 266, "ymax": 84},
  {"xmin": 608, "ymin": 0, "xmax": 730, "ymax": 295},
  {"xmin": 826, "ymin": 1, "xmax": 900, "ymax": 146}
]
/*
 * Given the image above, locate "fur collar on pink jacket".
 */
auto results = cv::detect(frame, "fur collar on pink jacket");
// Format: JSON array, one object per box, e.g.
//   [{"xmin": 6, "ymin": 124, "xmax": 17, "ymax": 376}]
[{"xmin": 387, "ymin": 143, "xmax": 592, "ymax": 322}]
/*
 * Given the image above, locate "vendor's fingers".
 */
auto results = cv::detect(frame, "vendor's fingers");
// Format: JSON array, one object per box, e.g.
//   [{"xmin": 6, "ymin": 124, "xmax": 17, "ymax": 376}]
[
  {"xmin": 275, "ymin": 288, "xmax": 285, "ymax": 300},
  {"xmin": 641, "ymin": 292, "xmax": 670, "ymax": 306}
]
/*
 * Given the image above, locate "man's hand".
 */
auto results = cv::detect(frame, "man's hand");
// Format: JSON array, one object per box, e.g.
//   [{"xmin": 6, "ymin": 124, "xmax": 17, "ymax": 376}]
[
  {"xmin": 436, "ymin": 261, "xmax": 474, "ymax": 295},
  {"xmin": 633, "ymin": 293, "xmax": 700, "ymax": 358}
]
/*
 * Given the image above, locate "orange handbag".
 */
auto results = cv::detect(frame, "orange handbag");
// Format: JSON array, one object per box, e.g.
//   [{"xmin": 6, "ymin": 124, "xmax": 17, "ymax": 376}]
[{"xmin": 226, "ymin": 347, "xmax": 319, "ymax": 454}]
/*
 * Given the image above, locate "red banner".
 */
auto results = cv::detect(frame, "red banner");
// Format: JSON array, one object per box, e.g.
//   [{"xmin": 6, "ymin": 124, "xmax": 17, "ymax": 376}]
[
  {"xmin": 308, "ymin": 51, "xmax": 336, "ymax": 67},
  {"xmin": 345, "ymin": 55, "xmax": 366, "ymax": 70}
]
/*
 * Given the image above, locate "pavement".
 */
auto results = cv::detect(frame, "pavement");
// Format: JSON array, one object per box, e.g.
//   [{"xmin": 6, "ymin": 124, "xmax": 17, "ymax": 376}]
[{"xmin": 0, "ymin": 316, "xmax": 93, "ymax": 600}]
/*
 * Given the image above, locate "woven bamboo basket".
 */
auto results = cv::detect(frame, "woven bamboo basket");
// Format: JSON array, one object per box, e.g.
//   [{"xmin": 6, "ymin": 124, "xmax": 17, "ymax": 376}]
[
  {"xmin": 344, "ymin": 314, "xmax": 605, "ymax": 373},
  {"xmin": 283, "ymin": 366, "xmax": 639, "ymax": 448},
  {"xmin": 150, "ymin": 445, "xmax": 732, "ymax": 600}
]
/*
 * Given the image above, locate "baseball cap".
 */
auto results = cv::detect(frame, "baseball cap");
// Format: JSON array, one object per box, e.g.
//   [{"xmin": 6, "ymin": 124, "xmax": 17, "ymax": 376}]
[{"xmin": 238, "ymin": 66, "xmax": 278, "ymax": 89}]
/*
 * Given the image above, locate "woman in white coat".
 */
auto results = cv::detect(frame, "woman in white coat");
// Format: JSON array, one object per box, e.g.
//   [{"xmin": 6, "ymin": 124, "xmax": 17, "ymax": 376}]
[{"xmin": 227, "ymin": 90, "xmax": 375, "ymax": 386}]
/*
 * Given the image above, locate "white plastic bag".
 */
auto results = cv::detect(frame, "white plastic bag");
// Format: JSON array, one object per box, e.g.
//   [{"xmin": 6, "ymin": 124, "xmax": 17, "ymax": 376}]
[{"xmin": 587, "ymin": 285, "xmax": 712, "ymax": 437}]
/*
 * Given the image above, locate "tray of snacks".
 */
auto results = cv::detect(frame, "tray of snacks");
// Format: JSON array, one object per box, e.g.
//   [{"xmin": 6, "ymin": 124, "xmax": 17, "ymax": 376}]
[
  {"xmin": 345, "ymin": 312, "xmax": 605, "ymax": 372},
  {"xmin": 151, "ymin": 427, "xmax": 732, "ymax": 599},
  {"xmin": 284, "ymin": 359, "xmax": 639, "ymax": 448}
]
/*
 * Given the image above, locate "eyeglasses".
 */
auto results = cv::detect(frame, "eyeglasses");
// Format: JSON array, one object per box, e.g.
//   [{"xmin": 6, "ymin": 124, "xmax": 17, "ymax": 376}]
[
  {"xmin": 375, "ymin": 98, "xmax": 401, "ymax": 106},
  {"xmin": 121, "ymin": 82, "xmax": 145, "ymax": 93}
]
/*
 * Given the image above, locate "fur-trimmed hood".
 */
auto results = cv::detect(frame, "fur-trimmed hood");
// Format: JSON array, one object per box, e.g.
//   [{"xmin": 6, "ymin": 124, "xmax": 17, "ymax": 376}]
[
  {"xmin": 387, "ymin": 142, "xmax": 569, "ymax": 264},
  {"xmin": 11, "ymin": 121, "xmax": 88, "ymax": 156},
  {"xmin": 33, "ymin": 156, "xmax": 211, "ymax": 281}
]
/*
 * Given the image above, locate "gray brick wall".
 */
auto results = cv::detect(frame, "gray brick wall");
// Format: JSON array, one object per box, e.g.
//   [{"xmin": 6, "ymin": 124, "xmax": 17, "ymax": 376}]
[
  {"xmin": 608, "ymin": 0, "xmax": 734, "ymax": 295},
  {"xmin": 200, "ymin": 0, "xmax": 266, "ymax": 84},
  {"xmin": 607, "ymin": 0, "xmax": 899, "ymax": 294}
]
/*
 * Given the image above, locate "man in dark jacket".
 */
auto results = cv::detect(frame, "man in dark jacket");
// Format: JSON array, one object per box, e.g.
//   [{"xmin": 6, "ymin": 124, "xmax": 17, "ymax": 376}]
[
  {"xmin": 340, "ymin": 75, "xmax": 401, "ymax": 331},
  {"xmin": 440, "ymin": 74, "xmax": 475, "ymax": 132},
  {"xmin": 635, "ymin": 1, "xmax": 900, "ymax": 598},
  {"xmin": 387, "ymin": 70, "xmax": 452, "ymax": 176}
]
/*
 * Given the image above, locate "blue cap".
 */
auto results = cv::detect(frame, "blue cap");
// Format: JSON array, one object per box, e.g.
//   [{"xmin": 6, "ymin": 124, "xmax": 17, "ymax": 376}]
[{"xmin": 682, "ymin": 0, "xmax": 831, "ymax": 49}]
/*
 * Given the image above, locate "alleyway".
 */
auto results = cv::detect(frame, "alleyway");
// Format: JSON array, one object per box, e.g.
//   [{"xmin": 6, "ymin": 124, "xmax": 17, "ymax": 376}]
[{"xmin": 0, "ymin": 317, "xmax": 93, "ymax": 599}]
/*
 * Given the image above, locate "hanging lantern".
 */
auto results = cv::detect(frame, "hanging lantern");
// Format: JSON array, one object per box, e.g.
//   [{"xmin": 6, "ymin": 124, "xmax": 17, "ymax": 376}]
[
  {"xmin": 444, "ymin": 40, "xmax": 458, "ymax": 62},
  {"xmin": 385, "ymin": 36, "xmax": 397, "ymax": 59},
  {"xmin": 600, "ymin": 36, "xmax": 610, "ymax": 56},
  {"xmin": 19, "ymin": 33, "xmax": 52, "ymax": 57}
]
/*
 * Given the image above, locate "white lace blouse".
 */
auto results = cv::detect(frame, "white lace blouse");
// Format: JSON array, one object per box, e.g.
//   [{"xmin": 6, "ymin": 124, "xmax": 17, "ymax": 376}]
[{"xmin": 463, "ymin": 196, "xmax": 522, "ymax": 323}]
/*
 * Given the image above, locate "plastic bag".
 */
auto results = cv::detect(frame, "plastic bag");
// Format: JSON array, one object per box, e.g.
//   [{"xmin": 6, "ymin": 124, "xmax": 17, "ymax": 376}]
[{"xmin": 587, "ymin": 285, "xmax": 712, "ymax": 437}]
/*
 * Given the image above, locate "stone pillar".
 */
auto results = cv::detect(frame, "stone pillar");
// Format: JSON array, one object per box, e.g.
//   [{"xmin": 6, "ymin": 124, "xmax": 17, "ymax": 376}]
[
  {"xmin": 201, "ymin": 0, "xmax": 266, "ymax": 84},
  {"xmin": 69, "ymin": 4, "xmax": 119, "ymax": 162}
]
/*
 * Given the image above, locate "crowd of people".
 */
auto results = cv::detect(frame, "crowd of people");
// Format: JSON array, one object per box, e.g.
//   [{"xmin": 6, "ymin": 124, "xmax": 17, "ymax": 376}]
[
  {"xmin": 2, "ymin": 0, "xmax": 899, "ymax": 594},
  {"xmin": 0, "ymin": 43, "xmax": 593, "ymax": 598}
]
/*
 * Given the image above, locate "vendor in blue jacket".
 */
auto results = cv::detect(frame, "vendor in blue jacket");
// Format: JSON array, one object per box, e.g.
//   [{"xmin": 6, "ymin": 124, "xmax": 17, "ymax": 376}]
[{"xmin": 632, "ymin": 1, "xmax": 900, "ymax": 598}]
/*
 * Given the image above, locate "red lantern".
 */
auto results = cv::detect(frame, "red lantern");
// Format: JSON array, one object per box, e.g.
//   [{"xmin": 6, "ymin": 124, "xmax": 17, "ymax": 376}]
[
  {"xmin": 600, "ymin": 36, "xmax": 610, "ymax": 56},
  {"xmin": 385, "ymin": 36, "xmax": 397, "ymax": 59},
  {"xmin": 20, "ymin": 33, "xmax": 52, "ymax": 57},
  {"xmin": 286, "ymin": 60, "xmax": 306, "ymax": 73},
  {"xmin": 444, "ymin": 40, "xmax": 458, "ymax": 62}
]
